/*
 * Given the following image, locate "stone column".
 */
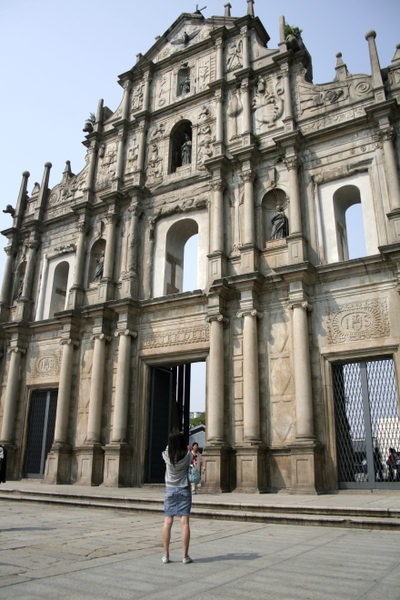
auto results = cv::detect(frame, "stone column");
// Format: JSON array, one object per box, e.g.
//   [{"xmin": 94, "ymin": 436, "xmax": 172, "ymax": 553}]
[
  {"xmin": 0, "ymin": 347, "xmax": 25, "ymax": 443},
  {"xmin": 115, "ymin": 129, "xmax": 127, "ymax": 182},
  {"xmin": 21, "ymin": 240, "xmax": 39, "ymax": 300},
  {"xmin": 241, "ymin": 168, "xmax": 256, "ymax": 246},
  {"xmin": 210, "ymin": 178, "xmax": 225, "ymax": 254},
  {"xmin": 380, "ymin": 127, "xmax": 400, "ymax": 211},
  {"xmin": 206, "ymin": 315, "xmax": 226, "ymax": 442},
  {"xmin": 235, "ymin": 307, "xmax": 266, "ymax": 492},
  {"xmin": 214, "ymin": 90, "xmax": 225, "ymax": 155},
  {"xmin": 0, "ymin": 244, "xmax": 16, "ymax": 307},
  {"xmin": 280, "ymin": 63, "xmax": 294, "ymax": 132},
  {"xmin": 68, "ymin": 222, "xmax": 89, "ymax": 309},
  {"xmin": 122, "ymin": 202, "xmax": 140, "ymax": 298},
  {"xmin": 201, "ymin": 313, "xmax": 230, "ymax": 493},
  {"xmin": 142, "ymin": 71, "xmax": 152, "ymax": 111},
  {"xmin": 215, "ymin": 38, "xmax": 224, "ymax": 80},
  {"xmin": 44, "ymin": 338, "xmax": 79, "ymax": 484},
  {"xmin": 291, "ymin": 301, "xmax": 314, "ymax": 440},
  {"xmin": 121, "ymin": 80, "xmax": 131, "ymax": 121},
  {"xmin": 241, "ymin": 77, "xmax": 252, "ymax": 136},
  {"xmin": 289, "ymin": 299, "xmax": 323, "ymax": 493},
  {"xmin": 137, "ymin": 119, "xmax": 147, "ymax": 173},
  {"xmin": 86, "ymin": 333, "xmax": 110, "ymax": 443},
  {"xmin": 285, "ymin": 155, "xmax": 302, "ymax": 234},
  {"xmin": 111, "ymin": 330, "xmax": 137, "ymax": 442},
  {"xmin": 240, "ymin": 26, "xmax": 250, "ymax": 69},
  {"xmin": 103, "ymin": 213, "xmax": 118, "ymax": 280},
  {"xmin": 365, "ymin": 30, "xmax": 386, "ymax": 103},
  {"xmin": 239, "ymin": 309, "xmax": 262, "ymax": 441},
  {"xmin": 85, "ymin": 140, "xmax": 98, "ymax": 190}
]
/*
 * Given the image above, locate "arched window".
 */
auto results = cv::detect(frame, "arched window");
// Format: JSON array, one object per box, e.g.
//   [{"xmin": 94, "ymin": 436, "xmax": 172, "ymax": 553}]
[
  {"xmin": 88, "ymin": 239, "xmax": 106, "ymax": 284},
  {"xmin": 182, "ymin": 233, "xmax": 198, "ymax": 292},
  {"xmin": 165, "ymin": 218, "xmax": 198, "ymax": 295},
  {"xmin": 332, "ymin": 185, "xmax": 368, "ymax": 261},
  {"xmin": 170, "ymin": 121, "xmax": 192, "ymax": 173},
  {"xmin": 49, "ymin": 261, "xmax": 69, "ymax": 317},
  {"xmin": 318, "ymin": 174, "xmax": 378, "ymax": 264}
]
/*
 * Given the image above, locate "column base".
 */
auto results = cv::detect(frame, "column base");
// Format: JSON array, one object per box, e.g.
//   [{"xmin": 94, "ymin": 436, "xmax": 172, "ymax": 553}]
[
  {"xmin": 287, "ymin": 233, "xmax": 307, "ymax": 264},
  {"xmin": 44, "ymin": 442, "xmax": 72, "ymax": 484},
  {"xmin": 0, "ymin": 302, "xmax": 10, "ymax": 323},
  {"xmin": 289, "ymin": 439, "xmax": 324, "ymax": 494},
  {"xmin": 75, "ymin": 443, "xmax": 104, "ymax": 486},
  {"xmin": 14, "ymin": 298, "xmax": 33, "ymax": 321},
  {"xmin": 97, "ymin": 280, "xmax": 115, "ymax": 303},
  {"xmin": 67, "ymin": 285, "xmax": 85, "ymax": 310},
  {"xmin": 234, "ymin": 442, "xmax": 267, "ymax": 493},
  {"xmin": 207, "ymin": 251, "xmax": 227, "ymax": 282},
  {"xmin": 121, "ymin": 273, "xmax": 138, "ymax": 299},
  {"xmin": 239, "ymin": 244, "xmax": 259, "ymax": 274},
  {"xmin": 102, "ymin": 443, "xmax": 133, "ymax": 487},
  {"xmin": 201, "ymin": 443, "xmax": 231, "ymax": 493}
]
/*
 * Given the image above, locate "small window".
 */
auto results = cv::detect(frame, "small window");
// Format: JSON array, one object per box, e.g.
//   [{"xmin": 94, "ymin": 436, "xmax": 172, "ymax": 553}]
[{"xmin": 165, "ymin": 219, "xmax": 198, "ymax": 295}]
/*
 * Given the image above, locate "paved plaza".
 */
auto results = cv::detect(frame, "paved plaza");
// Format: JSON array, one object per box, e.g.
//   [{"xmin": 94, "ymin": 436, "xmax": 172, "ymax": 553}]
[{"xmin": 1, "ymin": 498, "xmax": 400, "ymax": 600}]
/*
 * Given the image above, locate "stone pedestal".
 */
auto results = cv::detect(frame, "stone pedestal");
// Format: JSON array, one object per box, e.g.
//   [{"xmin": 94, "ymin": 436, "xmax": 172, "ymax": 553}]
[
  {"xmin": 44, "ymin": 443, "xmax": 72, "ymax": 484},
  {"xmin": 67, "ymin": 285, "xmax": 85, "ymax": 310},
  {"xmin": 287, "ymin": 233, "xmax": 307, "ymax": 264},
  {"xmin": 121, "ymin": 273, "xmax": 138, "ymax": 298},
  {"xmin": 0, "ymin": 303, "xmax": 10, "ymax": 323},
  {"xmin": 200, "ymin": 445, "xmax": 231, "ymax": 492},
  {"xmin": 289, "ymin": 440, "xmax": 324, "ymax": 494},
  {"xmin": 234, "ymin": 443, "xmax": 267, "ymax": 493},
  {"xmin": 240, "ymin": 244, "xmax": 259, "ymax": 273},
  {"xmin": 97, "ymin": 280, "xmax": 115, "ymax": 303},
  {"xmin": 207, "ymin": 251, "xmax": 227, "ymax": 281},
  {"xmin": 387, "ymin": 208, "xmax": 400, "ymax": 242},
  {"xmin": 75, "ymin": 443, "xmax": 104, "ymax": 486},
  {"xmin": 14, "ymin": 299, "xmax": 32, "ymax": 321},
  {"xmin": 102, "ymin": 443, "xmax": 133, "ymax": 487}
]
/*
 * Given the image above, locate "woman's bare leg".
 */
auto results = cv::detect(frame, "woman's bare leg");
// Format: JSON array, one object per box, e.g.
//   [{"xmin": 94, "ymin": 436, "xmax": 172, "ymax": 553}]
[
  {"xmin": 180, "ymin": 515, "xmax": 190, "ymax": 557},
  {"xmin": 162, "ymin": 516, "xmax": 174, "ymax": 557}
]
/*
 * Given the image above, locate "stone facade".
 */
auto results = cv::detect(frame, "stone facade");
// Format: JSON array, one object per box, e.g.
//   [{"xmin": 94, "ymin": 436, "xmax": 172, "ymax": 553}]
[{"xmin": 0, "ymin": 4, "xmax": 400, "ymax": 493}]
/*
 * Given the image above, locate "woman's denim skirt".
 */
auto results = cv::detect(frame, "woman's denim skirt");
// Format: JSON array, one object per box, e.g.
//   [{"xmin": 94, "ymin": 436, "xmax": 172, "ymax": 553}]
[{"xmin": 164, "ymin": 486, "xmax": 192, "ymax": 516}]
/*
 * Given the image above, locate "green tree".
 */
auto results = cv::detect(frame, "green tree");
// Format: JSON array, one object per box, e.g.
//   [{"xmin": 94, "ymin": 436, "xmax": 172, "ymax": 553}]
[{"xmin": 190, "ymin": 412, "xmax": 205, "ymax": 427}]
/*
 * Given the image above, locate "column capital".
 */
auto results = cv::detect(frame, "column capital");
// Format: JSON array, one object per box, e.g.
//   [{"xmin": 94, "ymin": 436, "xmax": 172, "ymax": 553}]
[
  {"xmin": 211, "ymin": 177, "xmax": 226, "ymax": 192},
  {"xmin": 8, "ymin": 346, "xmax": 26, "ymax": 355},
  {"xmin": 284, "ymin": 155, "xmax": 301, "ymax": 171},
  {"xmin": 215, "ymin": 37, "xmax": 224, "ymax": 50},
  {"xmin": 290, "ymin": 301, "xmax": 312, "ymax": 311},
  {"xmin": 59, "ymin": 338, "xmax": 80, "ymax": 348},
  {"xmin": 91, "ymin": 333, "xmax": 112, "ymax": 343},
  {"xmin": 237, "ymin": 309, "xmax": 263, "ymax": 319},
  {"xmin": 105, "ymin": 212, "xmax": 119, "ymax": 226},
  {"xmin": 214, "ymin": 89, "xmax": 225, "ymax": 102},
  {"xmin": 240, "ymin": 168, "xmax": 256, "ymax": 183},
  {"xmin": 114, "ymin": 329, "xmax": 138, "ymax": 338},
  {"xmin": 206, "ymin": 314, "xmax": 229, "ymax": 324},
  {"xmin": 4, "ymin": 244, "xmax": 17, "ymax": 257}
]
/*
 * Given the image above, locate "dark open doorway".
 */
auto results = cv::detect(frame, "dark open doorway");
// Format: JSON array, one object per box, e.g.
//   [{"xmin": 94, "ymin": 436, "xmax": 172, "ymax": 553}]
[{"xmin": 147, "ymin": 364, "xmax": 191, "ymax": 483}]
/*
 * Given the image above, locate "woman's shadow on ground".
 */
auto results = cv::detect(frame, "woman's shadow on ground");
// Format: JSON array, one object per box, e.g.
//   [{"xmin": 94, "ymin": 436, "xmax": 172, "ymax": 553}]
[{"xmin": 193, "ymin": 552, "xmax": 261, "ymax": 563}]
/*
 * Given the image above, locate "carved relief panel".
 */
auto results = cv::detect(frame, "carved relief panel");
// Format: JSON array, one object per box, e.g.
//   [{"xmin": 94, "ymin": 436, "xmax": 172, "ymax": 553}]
[
  {"xmin": 326, "ymin": 299, "xmax": 390, "ymax": 344},
  {"xmin": 252, "ymin": 75, "xmax": 284, "ymax": 133}
]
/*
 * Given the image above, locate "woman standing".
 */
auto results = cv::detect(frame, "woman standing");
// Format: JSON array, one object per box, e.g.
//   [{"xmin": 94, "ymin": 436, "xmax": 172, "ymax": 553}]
[
  {"xmin": 190, "ymin": 442, "xmax": 201, "ymax": 494},
  {"xmin": 162, "ymin": 432, "xmax": 193, "ymax": 564}
]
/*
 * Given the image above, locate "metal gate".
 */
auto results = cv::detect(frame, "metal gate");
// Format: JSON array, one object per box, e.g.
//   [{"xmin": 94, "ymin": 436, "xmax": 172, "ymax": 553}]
[
  {"xmin": 333, "ymin": 358, "xmax": 400, "ymax": 489},
  {"xmin": 25, "ymin": 389, "xmax": 58, "ymax": 478},
  {"xmin": 147, "ymin": 364, "xmax": 191, "ymax": 483}
]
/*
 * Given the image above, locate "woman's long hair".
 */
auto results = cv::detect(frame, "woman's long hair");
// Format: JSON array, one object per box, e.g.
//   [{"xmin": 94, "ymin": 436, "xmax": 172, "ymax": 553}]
[{"xmin": 168, "ymin": 432, "xmax": 188, "ymax": 465}]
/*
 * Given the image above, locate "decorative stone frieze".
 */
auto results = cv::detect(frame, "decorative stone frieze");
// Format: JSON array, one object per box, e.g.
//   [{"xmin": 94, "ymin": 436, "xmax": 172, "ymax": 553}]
[
  {"xmin": 141, "ymin": 324, "xmax": 209, "ymax": 349},
  {"xmin": 326, "ymin": 299, "xmax": 390, "ymax": 344}
]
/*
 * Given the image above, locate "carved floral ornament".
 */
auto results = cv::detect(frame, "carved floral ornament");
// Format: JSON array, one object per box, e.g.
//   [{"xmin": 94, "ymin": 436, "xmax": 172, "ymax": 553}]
[{"xmin": 326, "ymin": 299, "xmax": 390, "ymax": 344}]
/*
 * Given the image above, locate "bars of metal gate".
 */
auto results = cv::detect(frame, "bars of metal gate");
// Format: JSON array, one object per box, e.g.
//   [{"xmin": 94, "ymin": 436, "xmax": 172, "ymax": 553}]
[{"xmin": 333, "ymin": 358, "xmax": 400, "ymax": 490}]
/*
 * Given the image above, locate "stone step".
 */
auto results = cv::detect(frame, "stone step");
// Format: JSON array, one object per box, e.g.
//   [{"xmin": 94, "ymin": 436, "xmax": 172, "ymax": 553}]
[{"xmin": 1, "ymin": 488, "xmax": 400, "ymax": 530}]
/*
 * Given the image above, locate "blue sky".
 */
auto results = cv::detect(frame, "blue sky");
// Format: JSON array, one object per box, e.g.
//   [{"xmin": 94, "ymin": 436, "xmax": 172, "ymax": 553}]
[{"xmin": 1, "ymin": 0, "xmax": 399, "ymax": 409}]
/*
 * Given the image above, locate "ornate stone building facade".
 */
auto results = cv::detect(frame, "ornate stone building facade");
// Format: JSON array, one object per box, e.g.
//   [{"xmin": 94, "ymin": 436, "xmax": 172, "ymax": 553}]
[{"xmin": 0, "ymin": 2, "xmax": 399, "ymax": 492}]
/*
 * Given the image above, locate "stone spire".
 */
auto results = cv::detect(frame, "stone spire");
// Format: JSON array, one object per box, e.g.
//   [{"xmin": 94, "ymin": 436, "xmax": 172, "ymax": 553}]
[
  {"xmin": 247, "ymin": 0, "xmax": 255, "ymax": 17},
  {"xmin": 334, "ymin": 52, "xmax": 350, "ymax": 81},
  {"xmin": 224, "ymin": 3, "xmax": 231, "ymax": 17}
]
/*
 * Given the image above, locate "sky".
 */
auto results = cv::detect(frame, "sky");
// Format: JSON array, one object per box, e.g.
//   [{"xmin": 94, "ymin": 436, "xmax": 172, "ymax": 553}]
[{"xmin": 1, "ymin": 0, "xmax": 400, "ymax": 410}]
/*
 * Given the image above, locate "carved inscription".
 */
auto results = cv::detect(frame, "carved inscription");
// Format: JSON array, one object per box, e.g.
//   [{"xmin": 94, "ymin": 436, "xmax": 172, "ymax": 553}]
[
  {"xmin": 31, "ymin": 350, "xmax": 62, "ymax": 379},
  {"xmin": 326, "ymin": 299, "xmax": 389, "ymax": 344},
  {"xmin": 141, "ymin": 325, "xmax": 209, "ymax": 349}
]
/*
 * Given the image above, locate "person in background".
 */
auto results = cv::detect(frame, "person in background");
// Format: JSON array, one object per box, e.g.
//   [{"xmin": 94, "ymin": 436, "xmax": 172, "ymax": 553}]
[
  {"xmin": 190, "ymin": 442, "xmax": 202, "ymax": 494},
  {"xmin": 386, "ymin": 448, "xmax": 397, "ymax": 482},
  {"xmin": 161, "ymin": 432, "xmax": 193, "ymax": 564}
]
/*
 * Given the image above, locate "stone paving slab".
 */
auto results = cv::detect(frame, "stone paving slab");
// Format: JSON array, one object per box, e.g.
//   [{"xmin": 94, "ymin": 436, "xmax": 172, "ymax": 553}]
[{"xmin": 1, "ymin": 499, "xmax": 400, "ymax": 599}]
